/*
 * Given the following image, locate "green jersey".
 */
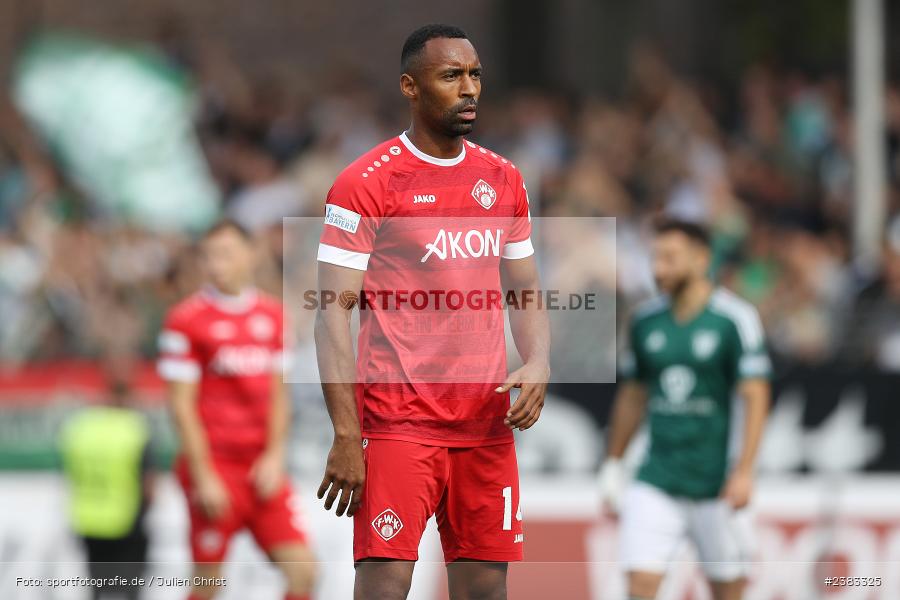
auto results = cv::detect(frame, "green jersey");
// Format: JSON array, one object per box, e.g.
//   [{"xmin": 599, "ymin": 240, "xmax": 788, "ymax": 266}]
[{"xmin": 619, "ymin": 287, "xmax": 771, "ymax": 499}]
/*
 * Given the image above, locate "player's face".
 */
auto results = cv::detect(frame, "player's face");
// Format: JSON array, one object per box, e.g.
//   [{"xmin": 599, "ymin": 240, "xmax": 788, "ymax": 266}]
[
  {"xmin": 652, "ymin": 232, "xmax": 709, "ymax": 295},
  {"xmin": 407, "ymin": 38, "xmax": 481, "ymax": 137},
  {"xmin": 202, "ymin": 229, "xmax": 254, "ymax": 294}
]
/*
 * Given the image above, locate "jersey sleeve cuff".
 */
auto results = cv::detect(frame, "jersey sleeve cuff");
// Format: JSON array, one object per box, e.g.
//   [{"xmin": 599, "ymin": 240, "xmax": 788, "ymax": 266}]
[
  {"xmin": 317, "ymin": 243, "xmax": 370, "ymax": 271},
  {"xmin": 617, "ymin": 350, "xmax": 637, "ymax": 380},
  {"xmin": 158, "ymin": 329, "xmax": 190, "ymax": 355},
  {"xmin": 738, "ymin": 353, "xmax": 772, "ymax": 378},
  {"xmin": 501, "ymin": 238, "xmax": 535, "ymax": 260},
  {"xmin": 157, "ymin": 358, "xmax": 201, "ymax": 382}
]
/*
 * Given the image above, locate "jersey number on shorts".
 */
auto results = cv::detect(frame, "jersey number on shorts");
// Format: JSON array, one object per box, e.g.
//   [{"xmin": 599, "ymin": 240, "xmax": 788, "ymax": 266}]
[{"xmin": 501, "ymin": 486, "xmax": 523, "ymax": 530}]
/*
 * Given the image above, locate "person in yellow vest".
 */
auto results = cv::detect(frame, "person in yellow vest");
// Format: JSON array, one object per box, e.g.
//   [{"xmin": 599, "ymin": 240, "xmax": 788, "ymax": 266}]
[{"xmin": 60, "ymin": 381, "xmax": 157, "ymax": 600}]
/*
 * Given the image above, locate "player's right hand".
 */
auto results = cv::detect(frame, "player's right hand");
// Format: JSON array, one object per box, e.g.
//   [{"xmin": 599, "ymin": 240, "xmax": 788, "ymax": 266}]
[
  {"xmin": 195, "ymin": 470, "xmax": 230, "ymax": 520},
  {"xmin": 597, "ymin": 458, "xmax": 625, "ymax": 517},
  {"xmin": 318, "ymin": 435, "xmax": 366, "ymax": 517}
]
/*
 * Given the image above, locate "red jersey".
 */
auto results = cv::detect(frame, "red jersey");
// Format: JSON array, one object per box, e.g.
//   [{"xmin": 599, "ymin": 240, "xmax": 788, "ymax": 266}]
[
  {"xmin": 317, "ymin": 133, "xmax": 533, "ymax": 447},
  {"xmin": 157, "ymin": 288, "xmax": 288, "ymax": 460}
]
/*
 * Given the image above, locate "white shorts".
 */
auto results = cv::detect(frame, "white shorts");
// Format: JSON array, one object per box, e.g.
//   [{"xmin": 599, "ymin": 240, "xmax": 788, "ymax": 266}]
[{"xmin": 619, "ymin": 480, "xmax": 754, "ymax": 582}]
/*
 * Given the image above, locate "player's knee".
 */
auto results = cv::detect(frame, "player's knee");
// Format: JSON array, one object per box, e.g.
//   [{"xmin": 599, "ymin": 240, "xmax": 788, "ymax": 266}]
[
  {"xmin": 279, "ymin": 558, "xmax": 317, "ymax": 593},
  {"xmin": 462, "ymin": 580, "xmax": 507, "ymax": 600},
  {"xmin": 271, "ymin": 544, "xmax": 317, "ymax": 593},
  {"xmin": 710, "ymin": 578, "xmax": 745, "ymax": 600},
  {"xmin": 355, "ymin": 578, "xmax": 411, "ymax": 600},
  {"xmin": 354, "ymin": 560, "xmax": 414, "ymax": 600},
  {"xmin": 449, "ymin": 562, "xmax": 508, "ymax": 600},
  {"xmin": 628, "ymin": 570, "xmax": 664, "ymax": 600}
]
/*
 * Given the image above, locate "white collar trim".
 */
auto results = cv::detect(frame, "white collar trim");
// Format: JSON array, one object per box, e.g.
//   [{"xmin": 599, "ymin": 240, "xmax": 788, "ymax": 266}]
[
  {"xmin": 399, "ymin": 132, "xmax": 466, "ymax": 166},
  {"xmin": 202, "ymin": 286, "xmax": 258, "ymax": 314}
]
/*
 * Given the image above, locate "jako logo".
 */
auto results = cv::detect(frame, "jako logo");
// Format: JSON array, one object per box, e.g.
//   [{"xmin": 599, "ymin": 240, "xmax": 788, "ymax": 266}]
[
  {"xmin": 421, "ymin": 228, "xmax": 502, "ymax": 262},
  {"xmin": 413, "ymin": 194, "xmax": 436, "ymax": 203}
]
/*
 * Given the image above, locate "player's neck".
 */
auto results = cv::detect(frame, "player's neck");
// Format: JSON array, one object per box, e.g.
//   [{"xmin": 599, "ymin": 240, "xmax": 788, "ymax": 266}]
[
  {"xmin": 210, "ymin": 283, "xmax": 251, "ymax": 297},
  {"xmin": 671, "ymin": 279, "xmax": 713, "ymax": 323},
  {"xmin": 403, "ymin": 123, "xmax": 464, "ymax": 159},
  {"xmin": 203, "ymin": 284, "xmax": 257, "ymax": 312}
]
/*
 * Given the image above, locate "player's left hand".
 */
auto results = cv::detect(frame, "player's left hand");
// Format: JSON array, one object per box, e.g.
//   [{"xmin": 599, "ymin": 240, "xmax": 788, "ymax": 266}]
[
  {"xmin": 497, "ymin": 361, "xmax": 550, "ymax": 431},
  {"xmin": 250, "ymin": 448, "xmax": 285, "ymax": 500},
  {"xmin": 720, "ymin": 467, "xmax": 753, "ymax": 509}
]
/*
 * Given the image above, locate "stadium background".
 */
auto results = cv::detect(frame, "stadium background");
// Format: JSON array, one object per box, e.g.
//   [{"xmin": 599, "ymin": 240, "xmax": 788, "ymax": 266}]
[{"xmin": 1, "ymin": 0, "xmax": 900, "ymax": 598}]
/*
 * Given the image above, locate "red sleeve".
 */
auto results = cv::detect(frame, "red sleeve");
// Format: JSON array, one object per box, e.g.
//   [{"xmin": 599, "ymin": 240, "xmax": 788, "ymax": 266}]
[
  {"xmin": 502, "ymin": 169, "xmax": 534, "ymax": 259},
  {"xmin": 157, "ymin": 309, "xmax": 202, "ymax": 383},
  {"xmin": 317, "ymin": 169, "xmax": 384, "ymax": 271}
]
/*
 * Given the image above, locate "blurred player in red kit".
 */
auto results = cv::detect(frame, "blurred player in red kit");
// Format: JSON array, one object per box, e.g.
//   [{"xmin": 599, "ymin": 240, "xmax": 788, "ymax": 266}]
[
  {"xmin": 314, "ymin": 24, "xmax": 551, "ymax": 600},
  {"xmin": 158, "ymin": 220, "xmax": 316, "ymax": 600}
]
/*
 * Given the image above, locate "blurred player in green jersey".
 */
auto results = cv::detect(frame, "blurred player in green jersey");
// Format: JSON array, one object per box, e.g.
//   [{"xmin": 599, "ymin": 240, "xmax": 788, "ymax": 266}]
[{"xmin": 599, "ymin": 219, "xmax": 771, "ymax": 600}]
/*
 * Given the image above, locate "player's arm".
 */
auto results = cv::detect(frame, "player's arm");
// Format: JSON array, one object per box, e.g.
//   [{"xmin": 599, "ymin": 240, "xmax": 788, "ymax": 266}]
[
  {"xmin": 598, "ymin": 380, "xmax": 647, "ymax": 515},
  {"xmin": 167, "ymin": 379, "xmax": 229, "ymax": 519},
  {"xmin": 606, "ymin": 380, "xmax": 648, "ymax": 460},
  {"xmin": 249, "ymin": 369, "xmax": 291, "ymax": 499},
  {"xmin": 607, "ymin": 320, "xmax": 647, "ymax": 457},
  {"xmin": 314, "ymin": 261, "xmax": 366, "ymax": 517},
  {"xmin": 315, "ymin": 170, "xmax": 380, "ymax": 516},
  {"xmin": 499, "ymin": 254, "xmax": 551, "ymax": 431},
  {"xmin": 721, "ymin": 377, "xmax": 770, "ymax": 508},
  {"xmin": 598, "ymin": 316, "xmax": 647, "ymax": 514},
  {"xmin": 721, "ymin": 308, "xmax": 772, "ymax": 509},
  {"xmin": 267, "ymin": 368, "xmax": 291, "ymax": 454}
]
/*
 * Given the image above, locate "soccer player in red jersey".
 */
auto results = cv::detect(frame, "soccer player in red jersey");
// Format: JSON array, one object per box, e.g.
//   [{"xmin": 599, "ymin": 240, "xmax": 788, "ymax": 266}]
[
  {"xmin": 158, "ymin": 220, "xmax": 316, "ymax": 600},
  {"xmin": 314, "ymin": 24, "xmax": 551, "ymax": 600}
]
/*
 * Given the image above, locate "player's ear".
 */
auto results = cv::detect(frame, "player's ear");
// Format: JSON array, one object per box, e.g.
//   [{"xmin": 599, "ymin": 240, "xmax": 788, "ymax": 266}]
[{"xmin": 400, "ymin": 73, "xmax": 417, "ymax": 100}]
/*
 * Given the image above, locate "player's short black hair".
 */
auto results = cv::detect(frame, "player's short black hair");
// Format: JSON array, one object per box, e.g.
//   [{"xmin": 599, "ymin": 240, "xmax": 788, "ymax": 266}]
[
  {"xmin": 401, "ymin": 24, "xmax": 468, "ymax": 73},
  {"xmin": 204, "ymin": 218, "xmax": 253, "ymax": 242},
  {"xmin": 655, "ymin": 217, "xmax": 711, "ymax": 248}
]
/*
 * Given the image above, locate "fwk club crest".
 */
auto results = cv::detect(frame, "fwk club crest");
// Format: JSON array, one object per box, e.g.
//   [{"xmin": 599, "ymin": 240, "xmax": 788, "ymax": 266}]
[
  {"xmin": 372, "ymin": 508, "xmax": 404, "ymax": 541},
  {"xmin": 471, "ymin": 179, "xmax": 497, "ymax": 210},
  {"xmin": 692, "ymin": 330, "xmax": 720, "ymax": 360}
]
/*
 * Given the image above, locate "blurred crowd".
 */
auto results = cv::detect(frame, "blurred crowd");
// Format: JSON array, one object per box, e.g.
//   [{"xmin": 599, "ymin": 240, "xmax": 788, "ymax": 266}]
[{"xmin": 1, "ymin": 33, "xmax": 900, "ymax": 377}]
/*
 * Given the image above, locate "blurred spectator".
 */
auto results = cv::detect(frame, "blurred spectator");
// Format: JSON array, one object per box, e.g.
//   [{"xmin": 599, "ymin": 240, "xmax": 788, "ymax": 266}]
[
  {"xmin": 224, "ymin": 130, "xmax": 309, "ymax": 232},
  {"xmin": 843, "ymin": 216, "xmax": 900, "ymax": 371}
]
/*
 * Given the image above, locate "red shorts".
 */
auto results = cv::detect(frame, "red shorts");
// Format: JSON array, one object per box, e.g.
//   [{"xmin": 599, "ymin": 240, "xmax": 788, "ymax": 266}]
[
  {"xmin": 175, "ymin": 456, "xmax": 309, "ymax": 563},
  {"xmin": 354, "ymin": 439, "xmax": 523, "ymax": 563}
]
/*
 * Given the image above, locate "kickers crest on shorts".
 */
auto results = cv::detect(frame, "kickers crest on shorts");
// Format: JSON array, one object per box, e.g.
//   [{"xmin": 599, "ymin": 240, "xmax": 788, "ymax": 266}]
[{"xmin": 372, "ymin": 508, "xmax": 404, "ymax": 541}]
